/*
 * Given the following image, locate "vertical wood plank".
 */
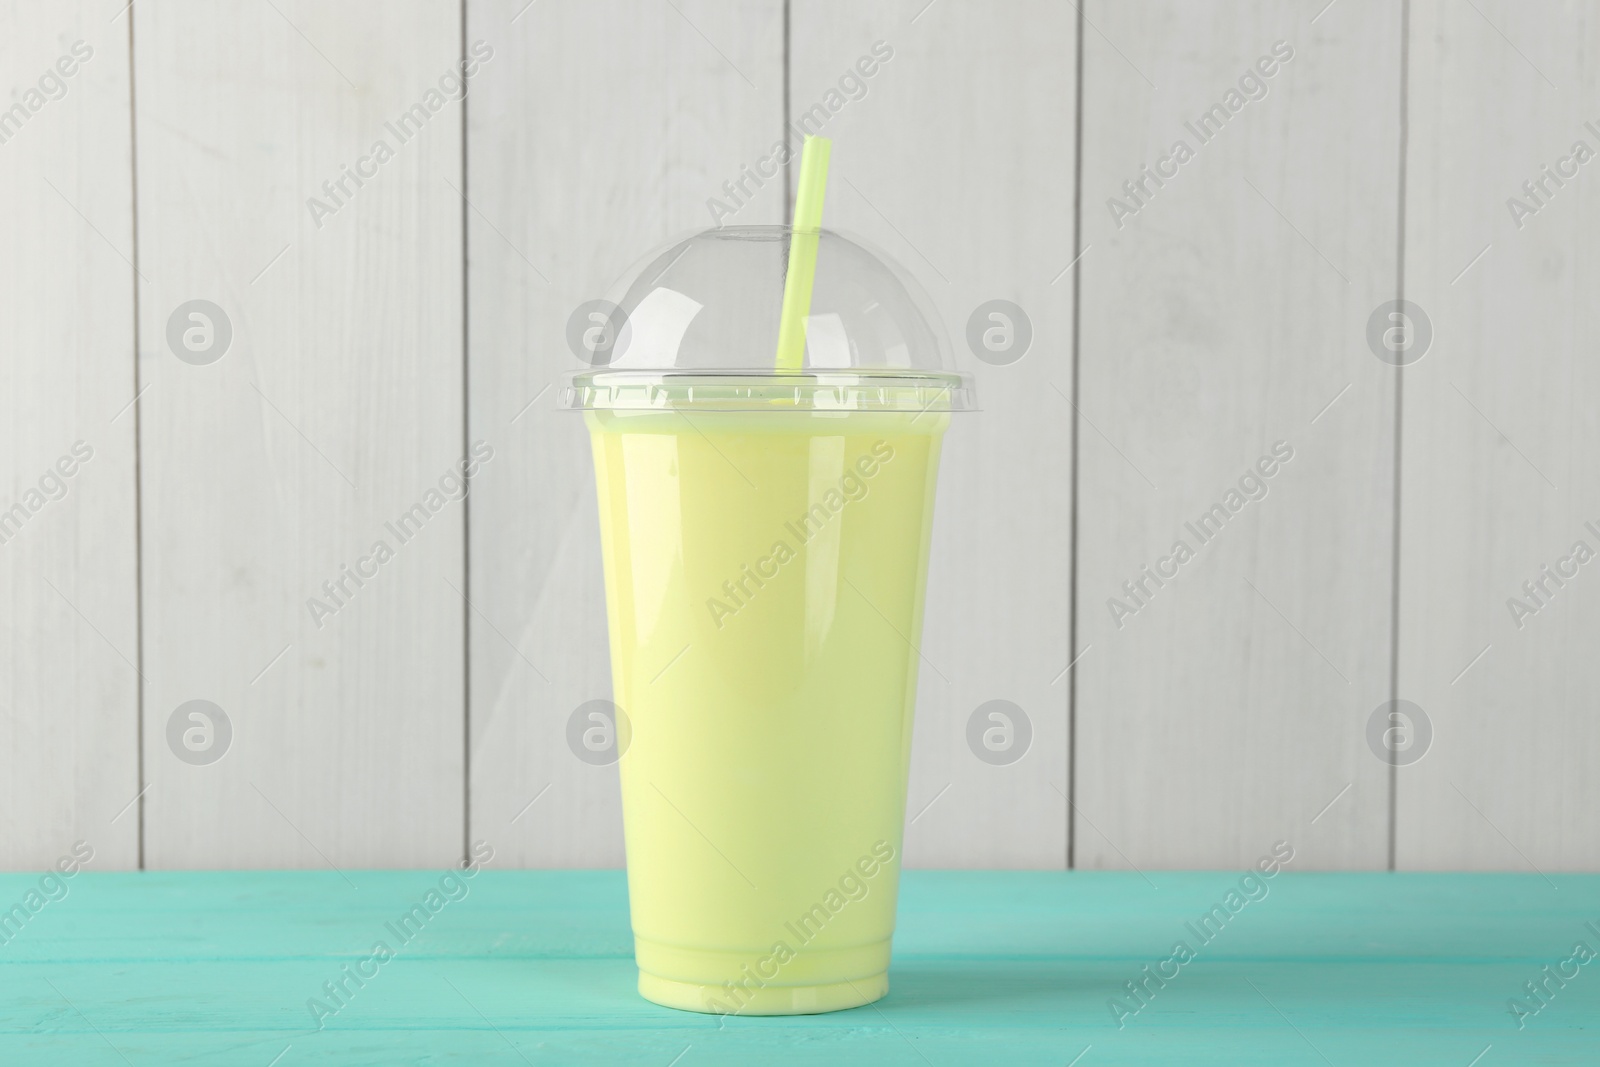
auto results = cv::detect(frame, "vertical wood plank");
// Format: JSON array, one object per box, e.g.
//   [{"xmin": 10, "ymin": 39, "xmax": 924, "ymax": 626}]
[
  {"xmin": 1399, "ymin": 0, "xmax": 1600, "ymax": 869},
  {"xmin": 1075, "ymin": 0, "xmax": 1399, "ymax": 868},
  {"xmin": 0, "ymin": 0, "xmax": 139, "ymax": 870},
  {"xmin": 135, "ymin": 1, "xmax": 464, "ymax": 867},
  {"xmin": 790, "ymin": 2, "xmax": 1076, "ymax": 867},
  {"xmin": 466, "ymin": 0, "xmax": 785, "ymax": 865}
]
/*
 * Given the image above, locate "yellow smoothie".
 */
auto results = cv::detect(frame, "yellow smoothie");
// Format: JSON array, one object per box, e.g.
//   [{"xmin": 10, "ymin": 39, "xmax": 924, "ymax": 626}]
[{"xmin": 584, "ymin": 402, "xmax": 949, "ymax": 1015}]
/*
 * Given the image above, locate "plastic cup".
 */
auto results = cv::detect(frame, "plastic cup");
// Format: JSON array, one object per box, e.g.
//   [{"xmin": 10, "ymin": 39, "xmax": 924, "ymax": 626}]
[{"xmin": 564, "ymin": 228, "xmax": 971, "ymax": 1015}]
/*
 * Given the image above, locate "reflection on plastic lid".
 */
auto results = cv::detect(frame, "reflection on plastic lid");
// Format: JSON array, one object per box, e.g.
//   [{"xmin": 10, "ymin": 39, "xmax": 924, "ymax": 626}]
[
  {"xmin": 613, "ymin": 287, "xmax": 703, "ymax": 369},
  {"xmin": 802, "ymin": 313, "xmax": 852, "ymax": 369}
]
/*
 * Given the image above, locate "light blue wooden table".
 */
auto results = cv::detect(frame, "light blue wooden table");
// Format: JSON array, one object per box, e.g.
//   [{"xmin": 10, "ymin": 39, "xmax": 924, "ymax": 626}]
[{"xmin": 1, "ymin": 870, "xmax": 1595, "ymax": 1064}]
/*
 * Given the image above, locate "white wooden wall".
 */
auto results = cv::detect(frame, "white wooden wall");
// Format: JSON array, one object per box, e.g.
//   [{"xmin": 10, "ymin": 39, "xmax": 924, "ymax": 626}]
[
  {"xmin": 2, "ymin": 0, "xmax": 1595, "ymax": 872},
  {"xmin": 1075, "ymin": 0, "xmax": 1399, "ymax": 870}
]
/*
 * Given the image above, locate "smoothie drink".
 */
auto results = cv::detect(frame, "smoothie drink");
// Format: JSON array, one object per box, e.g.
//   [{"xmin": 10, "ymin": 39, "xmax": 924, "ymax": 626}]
[
  {"xmin": 583, "ymin": 399, "xmax": 949, "ymax": 1014},
  {"xmin": 566, "ymin": 147, "xmax": 967, "ymax": 1013}
]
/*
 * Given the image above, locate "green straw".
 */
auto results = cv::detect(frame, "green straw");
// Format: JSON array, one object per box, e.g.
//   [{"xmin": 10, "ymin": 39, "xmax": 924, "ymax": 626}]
[{"xmin": 774, "ymin": 135, "xmax": 832, "ymax": 371}]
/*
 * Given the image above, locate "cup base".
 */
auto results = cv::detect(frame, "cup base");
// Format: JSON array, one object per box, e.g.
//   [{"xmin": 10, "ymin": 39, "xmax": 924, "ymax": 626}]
[{"xmin": 638, "ymin": 970, "xmax": 888, "ymax": 1016}]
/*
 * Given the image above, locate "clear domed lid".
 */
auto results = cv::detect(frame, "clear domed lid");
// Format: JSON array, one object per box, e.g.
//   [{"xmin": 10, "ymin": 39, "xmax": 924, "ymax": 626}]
[{"xmin": 561, "ymin": 225, "xmax": 972, "ymax": 412}]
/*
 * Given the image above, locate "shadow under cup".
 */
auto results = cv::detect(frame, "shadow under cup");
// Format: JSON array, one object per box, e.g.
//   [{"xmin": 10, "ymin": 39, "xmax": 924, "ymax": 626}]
[{"xmin": 579, "ymin": 376, "xmax": 956, "ymax": 1015}]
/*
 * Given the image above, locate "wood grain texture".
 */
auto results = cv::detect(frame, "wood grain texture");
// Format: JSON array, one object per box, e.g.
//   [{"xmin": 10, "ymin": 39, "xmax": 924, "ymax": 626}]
[
  {"xmin": 1, "ymin": 870, "xmax": 1595, "ymax": 1063},
  {"xmin": 789, "ymin": 0, "xmax": 1076, "ymax": 867},
  {"xmin": 0, "ymin": 1, "xmax": 140, "ymax": 870},
  {"xmin": 1398, "ymin": 0, "xmax": 1600, "ymax": 869},
  {"xmin": 1074, "ymin": 0, "xmax": 1400, "ymax": 869},
  {"xmin": 465, "ymin": 0, "xmax": 785, "ymax": 866},
  {"xmin": 7, "ymin": 1, "xmax": 1598, "ymax": 875},
  {"xmin": 133, "ymin": 0, "xmax": 464, "ymax": 867}
]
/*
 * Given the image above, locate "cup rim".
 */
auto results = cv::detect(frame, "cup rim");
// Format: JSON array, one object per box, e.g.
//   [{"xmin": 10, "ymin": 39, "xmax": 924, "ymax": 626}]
[{"xmin": 561, "ymin": 369, "xmax": 975, "ymax": 413}]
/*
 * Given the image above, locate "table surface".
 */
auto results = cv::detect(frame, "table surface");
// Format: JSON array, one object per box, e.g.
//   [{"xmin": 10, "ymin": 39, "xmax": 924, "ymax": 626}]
[{"xmin": 1, "ymin": 869, "xmax": 1596, "ymax": 1065}]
